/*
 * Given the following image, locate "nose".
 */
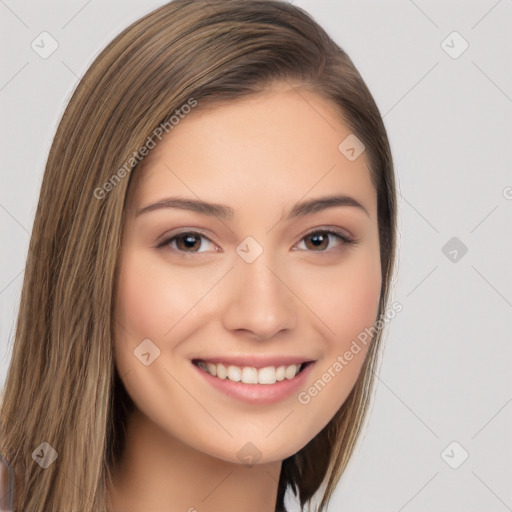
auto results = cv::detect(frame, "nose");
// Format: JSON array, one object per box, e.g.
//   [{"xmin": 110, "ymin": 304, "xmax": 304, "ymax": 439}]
[{"xmin": 221, "ymin": 251, "xmax": 298, "ymax": 340}]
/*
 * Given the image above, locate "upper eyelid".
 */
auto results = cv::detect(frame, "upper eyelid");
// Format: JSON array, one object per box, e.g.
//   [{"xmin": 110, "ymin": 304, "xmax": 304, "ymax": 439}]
[{"xmin": 302, "ymin": 225, "xmax": 353, "ymax": 239}]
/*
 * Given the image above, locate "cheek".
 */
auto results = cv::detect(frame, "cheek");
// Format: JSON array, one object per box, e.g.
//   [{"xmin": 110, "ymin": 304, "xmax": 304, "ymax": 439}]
[
  {"xmin": 334, "ymin": 259, "xmax": 382, "ymax": 349},
  {"xmin": 112, "ymin": 248, "xmax": 214, "ymax": 417},
  {"xmin": 114, "ymin": 249, "xmax": 212, "ymax": 347},
  {"xmin": 292, "ymin": 248, "xmax": 381, "ymax": 414},
  {"xmin": 289, "ymin": 268, "xmax": 381, "ymax": 443},
  {"xmin": 304, "ymin": 249, "xmax": 382, "ymax": 350}
]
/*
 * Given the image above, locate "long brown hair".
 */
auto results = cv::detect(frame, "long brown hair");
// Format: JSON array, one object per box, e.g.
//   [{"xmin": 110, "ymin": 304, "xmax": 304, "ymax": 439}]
[{"xmin": 0, "ymin": 1, "xmax": 397, "ymax": 510}]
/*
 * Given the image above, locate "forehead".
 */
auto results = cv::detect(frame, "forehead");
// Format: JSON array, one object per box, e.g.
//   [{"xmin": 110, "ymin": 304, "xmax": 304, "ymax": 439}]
[{"xmin": 128, "ymin": 84, "xmax": 376, "ymax": 218}]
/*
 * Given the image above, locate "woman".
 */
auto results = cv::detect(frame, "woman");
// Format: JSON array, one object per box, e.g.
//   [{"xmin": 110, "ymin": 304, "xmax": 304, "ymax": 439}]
[{"xmin": 0, "ymin": 0, "xmax": 397, "ymax": 510}]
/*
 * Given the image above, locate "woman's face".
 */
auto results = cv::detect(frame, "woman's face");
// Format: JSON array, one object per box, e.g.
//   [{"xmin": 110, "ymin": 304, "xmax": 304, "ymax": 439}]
[{"xmin": 114, "ymin": 83, "xmax": 381, "ymax": 464}]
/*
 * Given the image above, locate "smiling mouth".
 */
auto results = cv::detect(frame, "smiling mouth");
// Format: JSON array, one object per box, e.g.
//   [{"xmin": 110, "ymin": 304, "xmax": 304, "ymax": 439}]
[{"xmin": 192, "ymin": 359, "xmax": 313, "ymax": 385}]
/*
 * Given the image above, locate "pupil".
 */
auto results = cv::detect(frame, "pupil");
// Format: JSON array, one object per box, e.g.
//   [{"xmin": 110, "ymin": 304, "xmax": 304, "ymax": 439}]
[
  {"xmin": 182, "ymin": 234, "xmax": 198, "ymax": 250},
  {"xmin": 310, "ymin": 233, "xmax": 326, "ymax": 249}
]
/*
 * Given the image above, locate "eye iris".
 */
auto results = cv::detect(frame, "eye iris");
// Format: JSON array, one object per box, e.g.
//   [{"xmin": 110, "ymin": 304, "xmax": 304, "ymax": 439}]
[
  {"xmin": 306, "ymin": 232, "xmax": 328, "ymax": 251},
  {"xmin": 177, "ymin": 233, "xmax": 200, "ymax": 251}
]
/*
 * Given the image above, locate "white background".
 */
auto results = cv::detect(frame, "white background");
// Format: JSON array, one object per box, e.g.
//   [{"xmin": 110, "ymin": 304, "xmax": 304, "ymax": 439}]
[{"xmin": 0, "ymin": 1, "xmax": 511, "ymax": 510}]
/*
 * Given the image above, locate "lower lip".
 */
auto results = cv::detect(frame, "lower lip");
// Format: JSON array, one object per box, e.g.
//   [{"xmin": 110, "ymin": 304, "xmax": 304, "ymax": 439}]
[{"xmin": 192, "ymin": 361, "xmax": 315, "ymax": 405}]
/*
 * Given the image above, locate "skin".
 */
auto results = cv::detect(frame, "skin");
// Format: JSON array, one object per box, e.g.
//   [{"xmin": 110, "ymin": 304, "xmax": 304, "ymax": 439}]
[{"xmin": 107, "ymin": 82, "xmax": 382, "ymax": 512}]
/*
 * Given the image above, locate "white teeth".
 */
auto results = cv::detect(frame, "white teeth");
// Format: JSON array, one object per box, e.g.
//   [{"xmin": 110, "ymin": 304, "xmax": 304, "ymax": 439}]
[
  {"xmin": 197, "ymin": 361, "xmax": 303, "ymax": 384},
  {"xmin": 285, "ymin": 365, "xmax": 298, "ymax": 379},
  {"xmin": 275, "ymin": 366, "xmax": 286, "ymax": 381},
  {"xmin": 227, "ymin": 365, "xmax": 241, "ymax": 382},
  {"xmin": 241, "ymin": 367, "xmax": 258, "ymax": 384},
  {"xmin": 258, "ymin": 366, "xmax": 277, "ymax": 385},
  {"xmin": 216, "ymin": 363, "xmax": 227, "ymax": 379},
  {"xmin": 206, "ymin": 362, "xmax": 217, "ymax": 377}
]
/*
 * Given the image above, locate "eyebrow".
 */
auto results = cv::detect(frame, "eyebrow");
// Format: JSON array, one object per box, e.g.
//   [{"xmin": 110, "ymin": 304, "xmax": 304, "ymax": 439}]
[{"xmin": 135, "ymin": 194, "xmax": 369, "ymax": 220}]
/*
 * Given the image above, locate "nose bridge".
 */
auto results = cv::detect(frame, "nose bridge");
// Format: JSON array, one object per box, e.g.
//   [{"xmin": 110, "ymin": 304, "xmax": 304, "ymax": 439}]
[
  {"xmin": 241, "ymin": 249, "xmax": 282, "ymax": 299},
  {"xmin": 222, "ymin": 241, "xmax": 297, "ymax": 338}
]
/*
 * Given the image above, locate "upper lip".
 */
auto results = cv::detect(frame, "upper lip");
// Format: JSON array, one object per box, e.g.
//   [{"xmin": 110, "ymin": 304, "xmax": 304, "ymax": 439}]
[{"xmin": 191, "ymin": 355, "xmax": 316, "ymax": 369}]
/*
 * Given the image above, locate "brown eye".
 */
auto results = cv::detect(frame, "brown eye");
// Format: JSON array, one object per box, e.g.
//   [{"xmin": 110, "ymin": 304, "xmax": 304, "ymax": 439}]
[
  {"xmin": 297, "ymin": 229, "xmax": 354, "ymax": 252},
  {"xmin": 158, "ymin": 231, "xmax": 216, "ymax": 253},
  {"xmin": 175, "ymin": 233, "xmax": 202, "ymax": 252},
  {"xmin": 304, "ymin": 232, "xmax": 329, "ymax": 251}
]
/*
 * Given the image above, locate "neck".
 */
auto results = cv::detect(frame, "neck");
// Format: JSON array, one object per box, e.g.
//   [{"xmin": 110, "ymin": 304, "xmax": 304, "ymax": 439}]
[{"xmin": 106, "ymin": 407, "xmax": 282, "ymax": 512}]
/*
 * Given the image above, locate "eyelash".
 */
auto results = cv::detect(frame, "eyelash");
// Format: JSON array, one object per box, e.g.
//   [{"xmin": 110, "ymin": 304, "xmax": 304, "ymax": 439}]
[{"xmin": 156, "ymin": 228, "xmax": 356, "ymax": 255}]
